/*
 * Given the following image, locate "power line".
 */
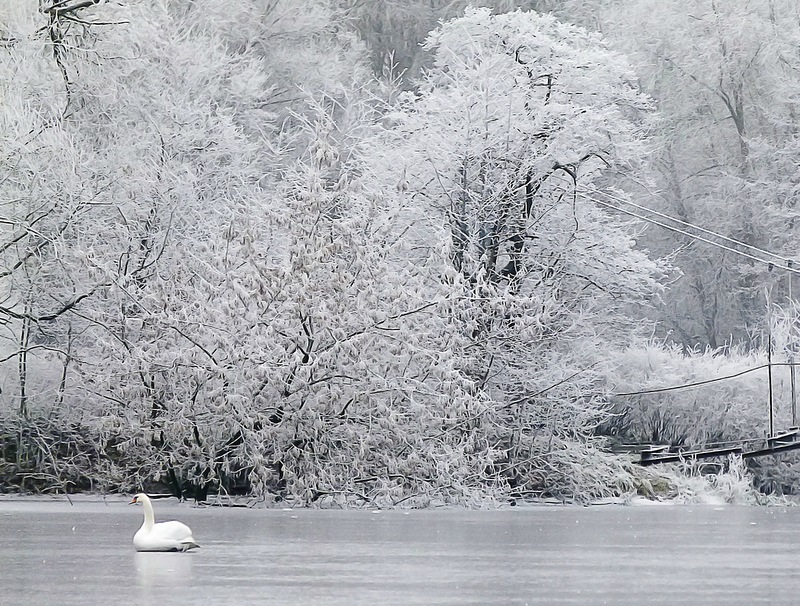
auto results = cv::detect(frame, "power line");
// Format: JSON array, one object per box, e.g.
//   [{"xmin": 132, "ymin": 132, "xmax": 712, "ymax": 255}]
[
  {"xmin": 581, "ymin": 192, "xmax": 800, "ymax": 276},
  {"xmin": 580, "ymin": 185, "xmax": 795, "ymax": 266},
  {"xmin": 590, "ymin": 196, "xmax": 793, "ymax": 271},
  {"xmin": 612, "ymin": 362, "xmax": 797, "ymax": 396}
]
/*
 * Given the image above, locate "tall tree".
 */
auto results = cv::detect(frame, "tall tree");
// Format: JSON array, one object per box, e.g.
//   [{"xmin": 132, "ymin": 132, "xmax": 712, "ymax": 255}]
[{"xmin": 371, "ymin": 8, "xmax": 666, "ymax": 499}]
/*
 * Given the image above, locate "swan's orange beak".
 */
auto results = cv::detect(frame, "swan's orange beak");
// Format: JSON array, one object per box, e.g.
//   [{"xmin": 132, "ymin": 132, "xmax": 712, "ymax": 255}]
[{"xmin": 129, "ymin": 496, "xmax": 138, "ymax": 505}]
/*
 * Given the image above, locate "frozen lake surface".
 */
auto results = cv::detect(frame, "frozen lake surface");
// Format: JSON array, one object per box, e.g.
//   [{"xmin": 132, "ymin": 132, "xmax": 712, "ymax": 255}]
[{"xmin": 2, "ymin": 498, "xmax": 800, "ymax": 605}]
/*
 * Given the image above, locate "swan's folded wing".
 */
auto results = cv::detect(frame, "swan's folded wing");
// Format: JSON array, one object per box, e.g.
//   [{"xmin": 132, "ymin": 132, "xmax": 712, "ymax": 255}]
[{"xmin": 152, "ymin": 520, "xmax": 194, "ymax": 541}]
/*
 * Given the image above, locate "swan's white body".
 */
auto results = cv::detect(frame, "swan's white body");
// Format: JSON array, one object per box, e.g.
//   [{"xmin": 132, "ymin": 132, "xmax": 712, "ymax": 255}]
[{"xmin": 131, "ymin": 493, "xmax": 199, "ymax": 552}]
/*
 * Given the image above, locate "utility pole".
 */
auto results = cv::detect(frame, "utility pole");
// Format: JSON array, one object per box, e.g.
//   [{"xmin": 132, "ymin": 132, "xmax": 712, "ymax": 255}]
[
  {"xmin": 767, "ymin": 286, "xmax": 775, "ymax": 438},
  {"xmin": 789, "ymin": 260, "xmax": 797, "ymax": 426}
]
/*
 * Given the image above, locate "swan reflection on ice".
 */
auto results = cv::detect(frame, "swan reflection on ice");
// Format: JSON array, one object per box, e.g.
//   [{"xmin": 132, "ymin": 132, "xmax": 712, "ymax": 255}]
[{"xmin": 135, "ymin": 551, "xmax": 194, "ymax": 588}]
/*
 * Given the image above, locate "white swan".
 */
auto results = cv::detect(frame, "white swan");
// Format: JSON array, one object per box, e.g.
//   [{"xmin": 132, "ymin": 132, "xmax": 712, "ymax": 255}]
[{"xmin": 130, "ymin": 493, "xmax": 200, "ymax": 552}]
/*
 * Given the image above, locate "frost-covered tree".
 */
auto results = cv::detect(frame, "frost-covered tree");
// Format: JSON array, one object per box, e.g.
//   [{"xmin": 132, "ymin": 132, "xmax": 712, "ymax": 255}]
[
  {"xmin": 370, "ymin": 8, "xmax": 666, "ymax": 499},
  {"xmin": 218, "ymin": 101, "xmax": 502, "ymax": 505},
  {"xmin": 0, "ymin": 0, "xmax": 370, "ymax": 494},
  {"xmin": 627, "ymin": 0, "xmax": 800, "ymax": 348}
]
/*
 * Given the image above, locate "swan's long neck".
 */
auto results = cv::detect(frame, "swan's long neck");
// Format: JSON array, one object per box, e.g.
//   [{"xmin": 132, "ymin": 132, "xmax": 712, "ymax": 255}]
[{"xmin": 140, "ymin": 495, "xmax": 155, "ymax": 530}]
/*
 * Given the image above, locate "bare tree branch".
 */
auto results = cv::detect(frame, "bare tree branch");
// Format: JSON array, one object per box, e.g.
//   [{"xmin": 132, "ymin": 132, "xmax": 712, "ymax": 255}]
[
  {"xmin": 0, "ymin": 284, "xmax": 108, "ymax": 323},
  {"xmin": 44, "ymin": 0, "xmax": 103, "ymax": 15}
]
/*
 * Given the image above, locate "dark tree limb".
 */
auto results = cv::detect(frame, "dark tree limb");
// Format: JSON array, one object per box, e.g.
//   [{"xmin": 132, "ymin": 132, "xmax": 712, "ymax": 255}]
[
  {"xmin": 0, "ymin": 284, "xmax": 107, "ymax": 323},
  {"xmin": 44, "ymin": 0, "xmax": 103, "ymax": 15}
]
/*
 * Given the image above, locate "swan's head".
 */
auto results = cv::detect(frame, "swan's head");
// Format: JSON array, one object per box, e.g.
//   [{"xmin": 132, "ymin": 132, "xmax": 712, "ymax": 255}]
[{"xmin": 130, "ymin": 493, "xmax": 147, "ymax": 505}]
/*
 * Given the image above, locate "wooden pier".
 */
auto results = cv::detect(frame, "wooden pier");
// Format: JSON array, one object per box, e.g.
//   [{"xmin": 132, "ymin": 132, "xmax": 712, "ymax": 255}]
[{"xmin": 636, "ymin": 427, "xmax": 800, "ymax": 466}]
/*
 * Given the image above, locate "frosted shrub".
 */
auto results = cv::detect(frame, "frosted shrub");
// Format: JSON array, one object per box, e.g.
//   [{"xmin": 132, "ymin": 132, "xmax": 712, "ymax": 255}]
[
  {"xmin": 662, "ymin": 457, "xmax": 765, "ymax": 505},
  {"xmin": 0, "ymin": 0, "xmax": 374, "ymax": 499},
  {"xmin": 603, "ymin": 339, "xmax": 800, "ymax": 497},
  {"xmin": 604, "ymin": 344, "xmax": 772, "ymax": 446}
]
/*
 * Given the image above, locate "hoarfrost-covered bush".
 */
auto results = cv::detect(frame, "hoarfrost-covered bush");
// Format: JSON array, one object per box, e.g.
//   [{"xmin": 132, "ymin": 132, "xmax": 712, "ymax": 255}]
[
  {"xmin": 659, "ymin": 457, "xmax": 765, "ymax": 505},
  {"xmin": 0, "ymin": 0, "xmax": 376, "ymax": 499},
  {"xmin": 602, "ymin": 338, "xmax": 800, "ymax": 497},
  {"xmin": 603, "ymin": 344, "xmax": 771, "ymax": 447}
]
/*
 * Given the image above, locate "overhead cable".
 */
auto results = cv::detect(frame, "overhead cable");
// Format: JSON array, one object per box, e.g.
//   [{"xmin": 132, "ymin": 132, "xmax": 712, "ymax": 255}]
[
  {"xmin": 580, "ymin": 185, "xmax": 794, "ymax": 266},
  {"xmin": 612, "ymin": 362, "xmax": 797, "ymax": 396},
  {"xmin": 582, "ymin": 193, "xmax": 800, "ymax": 276}
]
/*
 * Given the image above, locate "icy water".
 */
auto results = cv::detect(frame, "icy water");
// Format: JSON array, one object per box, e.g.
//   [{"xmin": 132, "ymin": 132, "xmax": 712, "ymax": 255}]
[{"xmin": 2, "ymin": 499, "xmax": 800, "ymax": 605}]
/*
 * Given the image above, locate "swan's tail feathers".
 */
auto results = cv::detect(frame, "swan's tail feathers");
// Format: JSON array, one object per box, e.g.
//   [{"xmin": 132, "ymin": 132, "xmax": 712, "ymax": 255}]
[{"xmin": 180, "ymin": 539, "xmax": 200, "ymax": 551}]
